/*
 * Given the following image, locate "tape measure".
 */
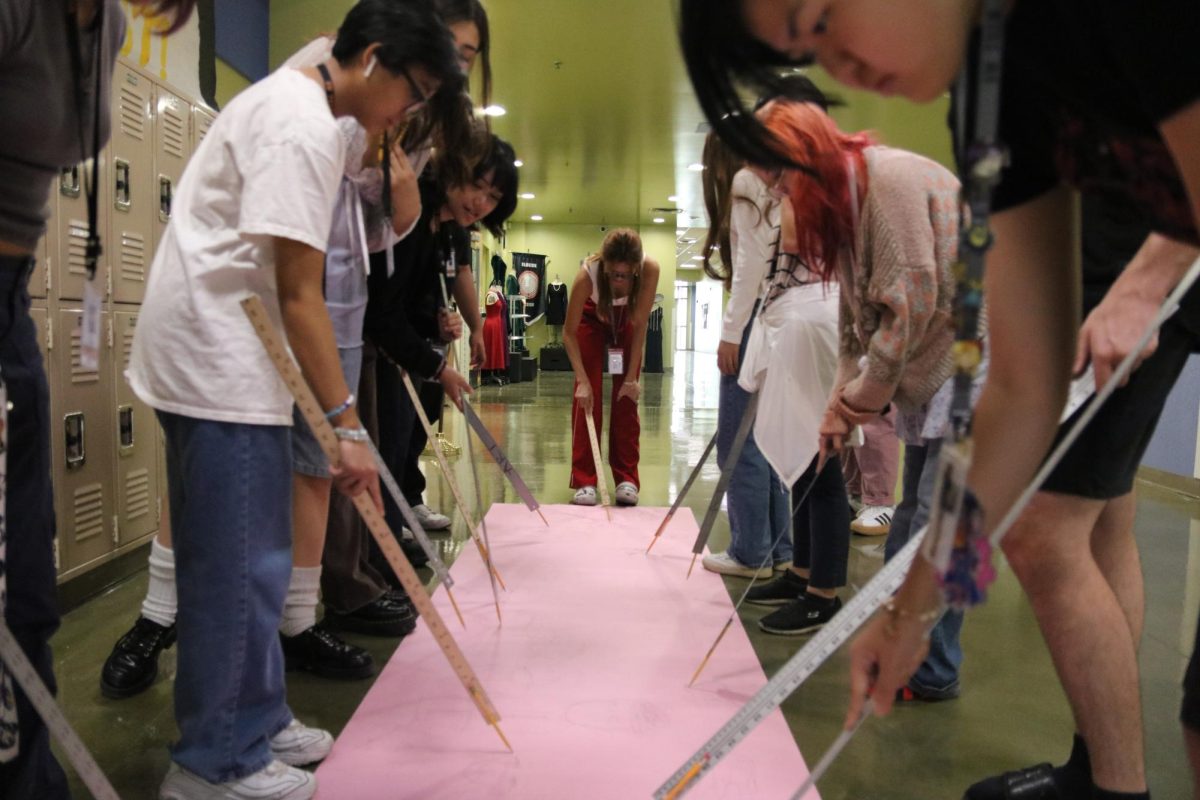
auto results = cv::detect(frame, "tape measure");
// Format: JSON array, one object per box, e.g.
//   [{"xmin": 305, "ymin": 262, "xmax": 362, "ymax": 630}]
[
  {"xmin": 240, "ymin": 296, "xmax": 510, "ymax": 749},
  {"xmin": 0, "ymin": 617, "xmax": 121, "ymax": 799},
  {"xmin": 690, "ymin": 392, "xmax": 759, "ymax": 568},
  {"xmin": 461, "ymin": 398, "xmax": 547, "ymax": 524},
  {"xmin": 646, "ymin": 431, "xmax": 717, "ymax": 553},
  {"xmin": 655, "ymin": 529, "xmax": 925, "ymax": 799},
  {"xmin": 397, "ymin": 366, "xmax": 506, "ymax": 594}
]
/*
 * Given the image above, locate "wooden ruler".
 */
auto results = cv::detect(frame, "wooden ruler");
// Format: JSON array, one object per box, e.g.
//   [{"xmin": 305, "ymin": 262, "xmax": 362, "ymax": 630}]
[
  {"xmin": 240, "ymin": 296, "xmax": 510, "ymax": 751},
  {"xmin": 581, "ymin": 402, "xmax": 612, "ymax": 521},
  {"xmin": 688, "ymin": 391, "xmax": 759, "ymax": 577}
]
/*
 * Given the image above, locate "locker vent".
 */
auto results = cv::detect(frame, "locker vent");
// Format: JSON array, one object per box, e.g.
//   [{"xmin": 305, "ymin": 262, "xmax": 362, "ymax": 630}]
[
  {"xmin": 124, "ymin": 468, "xmax": 151, "ymax": 520},
  {"xmin": 66, "ymin": 220, "xmax": 90, "ymax": 279},
  {"xmin": 120, "ymin": 231, "xmax": 147, "ymax": 283},
  {"xmin": 120, "ymin": 83, "xmax": 147, "ymax": 141},
  {"xmin": 73, "ymin": 484, "xmax": 105, "ymax": 542},
  {"xmin": 69, "ymin": 325, "xmax": 100, "ymax": 384},
  {"xmin": 197, "ymin": 113, "xmax": 214, "ymax": 143},
  {"xmin": 122, "ymin": 325, "xmax": 135, "ymax": 371},
  {"xmin": 163, "ymin": 105, "xmax": 186, "ymax": 159}
]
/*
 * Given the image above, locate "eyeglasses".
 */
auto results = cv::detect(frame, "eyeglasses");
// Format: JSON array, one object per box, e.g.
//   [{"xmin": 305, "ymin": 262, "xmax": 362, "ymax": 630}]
[{"xmin": 400, "ymin": 66, "xmax": 431, "ymax": 113}]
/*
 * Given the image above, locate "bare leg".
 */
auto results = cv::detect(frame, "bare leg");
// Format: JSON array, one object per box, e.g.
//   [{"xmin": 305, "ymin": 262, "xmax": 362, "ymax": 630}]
[
  {"xmin": 1003, "ymin": 490, "xmax": 1146, "ymax": 793},
  {"xmin": 292, "ymin": 473, "xmax": 332, "ymax": 568}
]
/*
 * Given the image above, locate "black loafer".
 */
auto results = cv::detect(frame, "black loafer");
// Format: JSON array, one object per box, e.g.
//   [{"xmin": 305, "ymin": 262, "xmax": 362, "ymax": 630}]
[
  {"xmin": 100, "ymin": 617, "xmax": 177, "ymax": 699},
  {"xmin": 280, "ymin": 625, "xmax": 374, "ymax": 680},
  {"xmin": 323, "ymin": 594, "xmax": 418, "ymax": 637},
  {"xmin": 963, "ymin": 764, "xmax": 1066, "ymax": 799}
]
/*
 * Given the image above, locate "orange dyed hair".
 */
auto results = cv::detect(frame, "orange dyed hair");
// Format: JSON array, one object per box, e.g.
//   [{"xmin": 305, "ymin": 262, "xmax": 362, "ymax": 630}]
[{"xmin": 759, "ymin": 102, "xmax": 874, "ymax": 282}]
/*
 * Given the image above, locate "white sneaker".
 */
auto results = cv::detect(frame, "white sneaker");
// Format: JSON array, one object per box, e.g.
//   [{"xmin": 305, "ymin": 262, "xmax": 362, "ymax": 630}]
[
  {"xmin": 159, "ymin": 760, "xmax": 315, "ymax": 800},
  {"xmin": 412, "ymin": 503, "xmax": 451, "ymax": 530},
  {"xmin": 614, "ymin": 482, "xmax": 639, "ymax": 506},
  {"xmin": 269, "ymin": 719, "xmax": 333, "ymax": 766},
  {"xmin": 571, "ymin": 486, "xmax": 597, "ymax": 506},
  {"xmin": 850, "ymin": 505, "xmax": 894, "ymax": 536},
  {"xmin": 701, "ymin": 551, "xmax": 772, "ymax": 579}
]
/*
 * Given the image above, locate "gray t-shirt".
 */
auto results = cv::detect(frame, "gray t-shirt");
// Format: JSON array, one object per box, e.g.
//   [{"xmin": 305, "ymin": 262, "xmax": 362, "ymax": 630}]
[{"xmin": 0, "ymin": 0, "xmax": 125, "ymax": 251}]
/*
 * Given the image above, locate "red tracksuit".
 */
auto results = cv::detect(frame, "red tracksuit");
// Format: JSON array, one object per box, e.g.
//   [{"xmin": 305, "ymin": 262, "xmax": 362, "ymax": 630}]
[{"xmin": 570, "ymin": 299, "xmax": 640, "ymax": 489}]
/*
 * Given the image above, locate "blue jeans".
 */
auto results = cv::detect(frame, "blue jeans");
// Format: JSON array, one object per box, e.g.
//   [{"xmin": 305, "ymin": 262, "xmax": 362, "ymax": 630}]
[
  {"xmin": 158, "ymin": 412, "xmax": 294, "ymax": 782},
  {"xmin": 0, "ymin": 257, "xmax": 67, "ymax": 800},
  {"xmin": 885, "ymin": 437, "xmax": 964, "ymax": 694},
  {"xmin": 717, "ymin": 326, "xmax": 791, "ymax": 568}
]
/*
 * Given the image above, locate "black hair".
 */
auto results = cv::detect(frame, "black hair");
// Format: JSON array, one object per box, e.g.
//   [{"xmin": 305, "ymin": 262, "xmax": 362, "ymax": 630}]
[
  {"xmin": 437, "ymin": 0, "xmax": 493, "ymax": 106},
  {"xmin": 678, "ymin": 0, "xmax": 818, "ymax": 168},
  {"xmin": 475, "ymin": 134, "xmax": 519, "ymax": 238},
  {"xmin": 332, "ymin": 0, "xmax": 464, "ymax": 94}
]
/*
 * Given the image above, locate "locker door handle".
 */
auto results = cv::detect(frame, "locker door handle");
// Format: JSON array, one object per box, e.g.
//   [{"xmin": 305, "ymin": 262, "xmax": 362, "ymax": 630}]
[
  {"xmin": 60, "ymin": 165, "xmax": 81, "ymax": 198},
  {"xmin": 118, "ymin": 405, "xmax": 134, "ymax": 451},
  {"xmin": 65, "ymin": 412, "xmax": 86, "ymax": 469},
  {"xmin": 158, "ymin": 175, "xmax": 173, "ymax": 221},
  {"xmin": 114, "ymin": 159, "xmax": 131, "ymax": 210}
]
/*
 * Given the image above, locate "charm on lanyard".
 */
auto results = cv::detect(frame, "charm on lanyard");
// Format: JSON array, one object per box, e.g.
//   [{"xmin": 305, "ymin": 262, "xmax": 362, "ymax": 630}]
[{"xmin": 923, "ymin": 440, "xmax": 996, "ymax": 609}]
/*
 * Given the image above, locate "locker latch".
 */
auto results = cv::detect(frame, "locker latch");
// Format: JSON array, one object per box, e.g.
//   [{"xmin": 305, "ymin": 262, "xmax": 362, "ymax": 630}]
[
  {"xmin": 118, "ymin": 405, "xmax": 134, "ymax": 451},
  {"xmin": 114, "ymin": 159, "xmax": 131, "ymax": 211},
  {"xmin": 158, "ymin": 175, "xmax": 173, "ymax": 221},
  {"xmin": 65, "ymin": 412, "xmax": 86, "ymax": 469},
  {"xmin": 60, "ymin": 165, "xmax": 81, "ymax": 198}
]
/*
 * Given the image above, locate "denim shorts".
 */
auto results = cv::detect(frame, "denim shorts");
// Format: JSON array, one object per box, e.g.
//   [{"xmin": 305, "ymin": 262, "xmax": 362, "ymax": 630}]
[{"xmin": 291, "ymin": 345, "xmax": 363, "ymax": 478}]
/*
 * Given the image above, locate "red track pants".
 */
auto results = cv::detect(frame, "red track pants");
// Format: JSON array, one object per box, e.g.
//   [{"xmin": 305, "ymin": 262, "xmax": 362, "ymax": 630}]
[{"xmin": 570, "ymin": 301, "xmax": 640, "ymax": 489}]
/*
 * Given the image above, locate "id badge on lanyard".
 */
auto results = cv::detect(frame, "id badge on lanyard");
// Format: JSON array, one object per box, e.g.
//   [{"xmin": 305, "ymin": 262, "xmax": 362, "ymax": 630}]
[{"xmin": 607, "ymin": 347, "xmax": 624, "ymax": 375}]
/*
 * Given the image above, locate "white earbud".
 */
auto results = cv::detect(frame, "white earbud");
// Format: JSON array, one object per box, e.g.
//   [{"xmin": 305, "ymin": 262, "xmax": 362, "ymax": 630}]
[{"xmin": 363, "ymin": 55, "xmax": 378, "ymax": 79}]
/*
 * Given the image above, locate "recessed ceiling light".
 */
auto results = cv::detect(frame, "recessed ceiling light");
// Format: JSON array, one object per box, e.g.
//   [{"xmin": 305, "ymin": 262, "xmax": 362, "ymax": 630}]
[
  {"xmin": 513, "ymin": 159, "xmax": 524, "ymax": 167},
  {"xmin": 668, "ymin": 195, "xmax": 679, "ymax": 202},
  {"xmin": 688, "ymin": 163, "xmax": 704, "ymax": 172},
  {"xmin": 519, "ymin": 193, "xmax": 535, "ymax": 200},
  {"xmin": 692, "ymin": 255, "xmax": 704, "ymax": 261},
  {"xmin": 653, "ymin": 217, "xmax": 665, "ymax": 224},
  {"xmin": 530, "ymin": 214, "xmax": 543, "ymax": 221},
  {"xmin": 482, "ymin": 105, "xmax": 507, "ymax": 117}
]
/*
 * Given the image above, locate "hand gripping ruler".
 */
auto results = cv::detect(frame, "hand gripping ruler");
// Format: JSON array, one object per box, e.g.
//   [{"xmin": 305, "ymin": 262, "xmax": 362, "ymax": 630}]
[
  {"xmin": 241, "ymin": 296, "xmax": 510, "ymax": 751},
  {"xmin": 461, "ymin": 398, "xmax": 549, "ymax": 526},
  {"xmin": 645, "ymin": 431, "xmax": 718, "ymax": 554}
]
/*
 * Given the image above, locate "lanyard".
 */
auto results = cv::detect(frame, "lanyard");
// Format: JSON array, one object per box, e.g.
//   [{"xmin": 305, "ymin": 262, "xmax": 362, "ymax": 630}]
[
  {"xmin": 947, "ymin": 0, "xmax": 1009, "ymax": 442},
  {"xmin": 64, "ymin": 0, "xmax": 107, "ymax": 280}
]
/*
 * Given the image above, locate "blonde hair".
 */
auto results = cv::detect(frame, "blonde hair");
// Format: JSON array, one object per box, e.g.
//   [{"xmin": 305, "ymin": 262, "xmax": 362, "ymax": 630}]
[{"xmin": 588, "ymin": 228, "xmax": 643, "ymax": 322}]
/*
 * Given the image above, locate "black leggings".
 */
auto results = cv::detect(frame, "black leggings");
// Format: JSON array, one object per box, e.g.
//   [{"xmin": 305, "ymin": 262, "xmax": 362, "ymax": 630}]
[{"xmin": 791, "ymin": 454, "xmax": 851, "ymax": 591}]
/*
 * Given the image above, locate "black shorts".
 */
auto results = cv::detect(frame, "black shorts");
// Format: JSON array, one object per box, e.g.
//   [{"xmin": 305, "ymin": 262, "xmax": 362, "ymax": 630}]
[
  {"xmin": 1183, "ymin": 615, "xmax": 1200, "ymax": 730},
  {"xmin": 1041, "ymin": 288, "xmax": 1200, "ymax": 499}
]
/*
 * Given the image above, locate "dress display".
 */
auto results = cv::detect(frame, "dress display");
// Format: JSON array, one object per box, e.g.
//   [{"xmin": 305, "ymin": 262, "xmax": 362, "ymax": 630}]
[
  {"xmin": 545, "ymin": 281, "xmax": 568, "ymax": 325},
  {"xmin": 483, "ymin": 288, "xmax": 509, "ymax": 371},
  {"xmin": 643, "ymin": 305, "xmax": 664, "ymax": 374}
]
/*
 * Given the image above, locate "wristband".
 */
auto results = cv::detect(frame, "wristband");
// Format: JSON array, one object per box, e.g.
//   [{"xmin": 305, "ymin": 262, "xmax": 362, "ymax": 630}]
[
  {"xmin": 324, "ymin": 393, "xmax": 355, "ymax": 421},
  {"xmin": 333, "ymin": 426, "xmax": 370, "ymax": 442}
]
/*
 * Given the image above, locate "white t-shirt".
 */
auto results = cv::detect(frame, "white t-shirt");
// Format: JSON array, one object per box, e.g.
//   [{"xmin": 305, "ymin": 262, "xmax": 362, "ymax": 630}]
[
  {"xmin": 127, "ymin": 68, "xmax": 345, "ymax": 425},
  {"xmin": 721, "ymin": 169, "xmax": 779, "ymax": 344}
]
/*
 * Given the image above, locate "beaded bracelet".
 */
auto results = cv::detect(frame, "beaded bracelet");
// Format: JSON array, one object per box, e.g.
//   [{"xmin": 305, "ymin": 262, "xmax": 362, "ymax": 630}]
[{"xmin": 324, "ymin": 393, "xmax": 355, "ymax": 421}]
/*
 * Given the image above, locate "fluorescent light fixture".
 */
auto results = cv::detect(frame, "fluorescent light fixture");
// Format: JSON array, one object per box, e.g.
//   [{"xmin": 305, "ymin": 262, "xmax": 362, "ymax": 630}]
[
  {"xmin": 530, "ymin": 214, "xmax": 543, "ymax": 221},
  {"xmin": 513, "ymin": 159, "xmax": 524, "ymax": 167},
  {"xmin": 687, "ymin": 163, "xmax": 704, "ymax": 172},
  {"xmin": 653, "ymin": 217, "xmax": 665, "ymax": 224},
  {"xmin": 519, "ymin": 193, "xmax": 536, "ymax": 200},
  {"xmin": 692, "ymin": 255, "xmax": 704, "ymax": 260},
  {"xmin": 482, "ymin": 105, "xmax": 507, "ymax": 117}
]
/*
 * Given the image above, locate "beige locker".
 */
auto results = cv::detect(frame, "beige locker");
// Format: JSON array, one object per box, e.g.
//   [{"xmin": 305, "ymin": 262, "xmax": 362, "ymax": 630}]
[
  {"xmin": 191, "ymin": 104, "xmax": 216, "ymax": 156},
  {"xmin": 30, "ymin": 200, "xmax": 54, "ymax": 300},
  {"xmin": 112, "ymin": 312, "xmax": 159, "ymax": 545},
  {"xmin": 153, "ymin": 84, "xmax": 189, "ymax": 254},
  {"xmin": 55, "ymin": 152, "xmax": 109, "ymax": 303},
  {"xmin": 110, "ymin": 63, "xmax": 155, "ymax": 305},
  {"xmin": 52, "ymin": 308, "xmax": 116, "ymax": 575}
]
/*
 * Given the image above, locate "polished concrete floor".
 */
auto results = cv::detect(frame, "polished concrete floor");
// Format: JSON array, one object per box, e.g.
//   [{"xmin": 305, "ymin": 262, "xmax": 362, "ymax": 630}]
[{"xmin": 55, "ymin": 353, "xmax": 1198, "ymax": 798}]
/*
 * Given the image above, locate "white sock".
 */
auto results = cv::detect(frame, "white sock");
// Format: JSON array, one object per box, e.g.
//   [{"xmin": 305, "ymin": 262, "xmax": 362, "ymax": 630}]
[
  {"xmin": 139, "ymin": 540, "xmax": 177, "ymax": 627},
  {"xmin": 280, "ymin": 566, "xmax": 322, "ymax": 637}
]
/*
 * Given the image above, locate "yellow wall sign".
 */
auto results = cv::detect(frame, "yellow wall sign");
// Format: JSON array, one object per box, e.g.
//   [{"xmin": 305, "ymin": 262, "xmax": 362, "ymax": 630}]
[{"xmin": 118, "ymin": 0, "xmax": 201, "ymax": 98}]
